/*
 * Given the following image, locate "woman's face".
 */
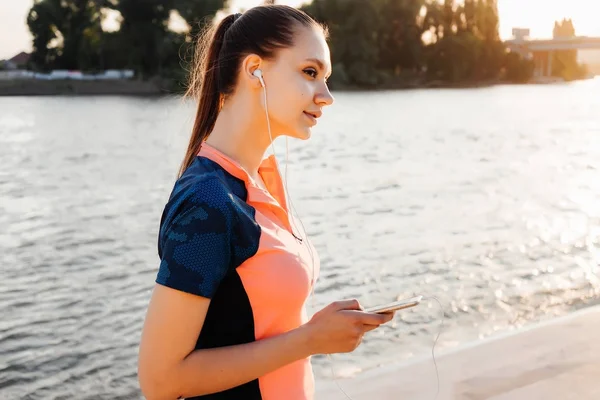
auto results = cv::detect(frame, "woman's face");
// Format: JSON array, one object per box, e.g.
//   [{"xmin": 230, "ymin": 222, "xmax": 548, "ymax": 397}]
[{"xmin": 259, "ymin": 26, "xmax": 334, "ymax": 140}]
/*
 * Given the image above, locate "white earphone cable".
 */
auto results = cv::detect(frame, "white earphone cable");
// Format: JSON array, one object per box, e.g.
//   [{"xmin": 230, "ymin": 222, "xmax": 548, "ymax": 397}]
[{"xmin": 258, "ymin": 73, "xmax": 316, "ymax": 290}]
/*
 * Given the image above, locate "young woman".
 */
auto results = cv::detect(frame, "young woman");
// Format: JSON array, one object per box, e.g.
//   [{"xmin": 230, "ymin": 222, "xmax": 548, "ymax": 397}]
[{"xmin": 137, "ymin": 5, "xmax": 394, "ymax": 400}]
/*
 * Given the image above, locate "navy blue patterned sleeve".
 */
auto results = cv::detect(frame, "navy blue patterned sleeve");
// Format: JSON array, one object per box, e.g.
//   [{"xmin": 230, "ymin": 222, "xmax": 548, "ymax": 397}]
[{"xmin": 155, "ymin": 178, "xmax": 233, "ymax": 298}]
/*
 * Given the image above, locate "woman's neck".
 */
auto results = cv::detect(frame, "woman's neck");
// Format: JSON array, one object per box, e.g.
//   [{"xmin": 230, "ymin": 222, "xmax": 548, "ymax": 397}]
[{"xmin": 204, "ymin": 94, "xmax": 273, "ymax": 180}]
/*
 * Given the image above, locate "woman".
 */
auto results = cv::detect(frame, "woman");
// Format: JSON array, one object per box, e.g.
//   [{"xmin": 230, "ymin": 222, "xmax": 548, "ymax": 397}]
[{"xmin": 137, "ymin": 5, "xmax": 394, "ymax": 400}]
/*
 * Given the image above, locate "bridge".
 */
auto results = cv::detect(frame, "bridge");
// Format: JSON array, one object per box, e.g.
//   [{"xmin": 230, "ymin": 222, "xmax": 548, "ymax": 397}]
[{"xmin": 504, "ymin": 28, "xmax": 600, "ymax": 78}]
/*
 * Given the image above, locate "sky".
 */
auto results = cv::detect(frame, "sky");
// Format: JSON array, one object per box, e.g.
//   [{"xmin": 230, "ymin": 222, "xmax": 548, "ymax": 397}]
[{"xmin": 1, "ymin": 0, "xmax": 600, "ymax": 60}]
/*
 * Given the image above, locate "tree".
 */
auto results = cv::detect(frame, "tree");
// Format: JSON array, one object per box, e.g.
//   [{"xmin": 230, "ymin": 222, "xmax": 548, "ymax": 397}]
[
  {"xmin": 552, "ymin": 18, "xmax": 586, "ymax": 80},
  {"xmin": 27, "ymin": 0, "xmax": 106, "ymax": 71},
  {"xmin": 423, "ymin": 0, "xmax": 504, "ymax": 83},
  {"xmin": 174, "ymin": 0, "xmax": 227, "ymax": 39},
  {"xmin": 377, "ymin": 0, "xmax": 425, "ymax": 76},
  {"xmin": 504, "ymin": 51, "xmax": 534, "ymax": 83},
  {"xmin": 61, "ymin": 0, "xmax": 104, "ymax": 71},
  {"xmin": 474, "ymin": 0, "xmax": 503, "ymax": 80},
  {"xmin": 105, "ymin": 0, "xmax": 173, "ymax": 77},
  {"xmin": 477, "ymin": 0, "xmax": 499, "ymax": 42},
  {"xmin": 302, "ymin": 0, "xmax": 383, "ymax": 88},
  {"xmin": 421, "ymin": 0, "xmax": 444, "ymax": 42},
  {"xmin": 27, "ymin": 0, "xmax": 60, "ymax": 70},
  {"xmin": 26, "ymin": 0, "xmax": 229, "ymax": 82},
  {"xmin": 553, "ymin": 18, "xmax": 575, "ymax": 38},
  {"xmin": 442, "ymin": 0, "xmax": 455, "ymax": 38}
]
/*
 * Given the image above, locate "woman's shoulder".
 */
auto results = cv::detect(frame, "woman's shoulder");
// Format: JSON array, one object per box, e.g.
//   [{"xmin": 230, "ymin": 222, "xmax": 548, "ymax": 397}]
[
  {"xmin": 158, "ymin": 157, "xmax": 251, "ymax": 241},
  {"xmin": 176, "ymin": 156, "xmax": 247, "ymax": 203},
  {"xmin": 155, "ymin": 159, "xmax": 261, "ymax": 288},
  {"xmin": 155, "ymin": 163, "xmax": 243, "ymax": 297},
  {"xmin": 161, "ymin": 171, "xmax": 230, "ymax": 228}
]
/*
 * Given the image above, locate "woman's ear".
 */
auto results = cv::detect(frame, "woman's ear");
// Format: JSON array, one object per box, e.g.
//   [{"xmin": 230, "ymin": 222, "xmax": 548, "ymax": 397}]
[{"xmin": 241, "ymin": 54, "xmax": 264, "ymax": 89}]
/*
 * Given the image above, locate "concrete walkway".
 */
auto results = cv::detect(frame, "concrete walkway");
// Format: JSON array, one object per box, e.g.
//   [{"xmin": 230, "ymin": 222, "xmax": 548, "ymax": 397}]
[{"xmin": 316, "ymin": 305, "xmax": 600, "ymax": 400}]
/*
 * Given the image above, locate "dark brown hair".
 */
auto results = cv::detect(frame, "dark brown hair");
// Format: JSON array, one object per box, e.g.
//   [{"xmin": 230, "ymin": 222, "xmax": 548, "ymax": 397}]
[{"xmin": 179, "ymin": 5, "xmax": 327, "ymax": 177}]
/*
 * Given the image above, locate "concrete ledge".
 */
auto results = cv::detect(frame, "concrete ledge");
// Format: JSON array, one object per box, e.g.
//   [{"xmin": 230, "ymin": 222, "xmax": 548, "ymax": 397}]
[{"xmin": 316, "ymin": 305, "xmax": 600, "ymax": 400}]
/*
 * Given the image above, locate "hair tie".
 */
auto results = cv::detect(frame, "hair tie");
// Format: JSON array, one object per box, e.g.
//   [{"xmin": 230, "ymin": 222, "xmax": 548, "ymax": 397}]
[{"xmin": 231, "ymin": 13, "xmax": 242, "ymax": 24}]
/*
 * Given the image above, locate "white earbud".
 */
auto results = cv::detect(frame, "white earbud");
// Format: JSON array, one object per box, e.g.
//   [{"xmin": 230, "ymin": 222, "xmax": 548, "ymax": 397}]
[{"xmin": 253, "ymin": 69, "xmax": 265, "ymax": 87}]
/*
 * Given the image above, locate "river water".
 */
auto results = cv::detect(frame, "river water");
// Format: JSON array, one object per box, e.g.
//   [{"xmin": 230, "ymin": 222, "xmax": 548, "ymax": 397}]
[{"xmin": 1, "ymin": 79, "xmax": 600, "ymax": 399}]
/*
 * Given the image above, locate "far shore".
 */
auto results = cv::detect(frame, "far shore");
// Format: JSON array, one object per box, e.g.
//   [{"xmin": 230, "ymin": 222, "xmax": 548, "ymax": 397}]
[
  {"xmin": 0, "ymin": 78, "xmax": 172, "ymax": 96},
  {"xmin": 2, "ymin": 75, "xmax": 595, "ymax": 97}
]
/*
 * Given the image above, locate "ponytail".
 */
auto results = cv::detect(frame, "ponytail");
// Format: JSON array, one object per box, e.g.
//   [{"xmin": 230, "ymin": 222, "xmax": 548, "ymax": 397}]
[{"xmin": 178, "ymin": 14, "xmax": 240, "ymax": 178}]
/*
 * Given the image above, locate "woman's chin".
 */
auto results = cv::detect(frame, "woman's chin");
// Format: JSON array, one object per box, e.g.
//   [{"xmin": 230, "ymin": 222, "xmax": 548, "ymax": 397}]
[
  {"xmin": 293, "ymin": 125, "xmax": 313, "ymax": 140},
  {"xmin": 280, "ymin": 128, "xmax": 311, "ymax": 141}
]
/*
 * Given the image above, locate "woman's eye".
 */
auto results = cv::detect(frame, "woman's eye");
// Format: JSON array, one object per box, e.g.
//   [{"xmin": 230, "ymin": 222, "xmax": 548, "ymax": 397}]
[{"xmin": 303, "ymin": 68, "xmax": 318, "ymax": 78}]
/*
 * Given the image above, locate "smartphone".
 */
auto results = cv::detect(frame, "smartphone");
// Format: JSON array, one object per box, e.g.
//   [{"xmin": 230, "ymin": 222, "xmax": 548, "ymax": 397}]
[{"xmin": 364, "ymin": 295, "xmax": 423, "ymax": 314}]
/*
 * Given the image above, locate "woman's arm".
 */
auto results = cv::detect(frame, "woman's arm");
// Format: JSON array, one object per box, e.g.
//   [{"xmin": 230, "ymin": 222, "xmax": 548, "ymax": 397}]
[
  {"xmin": 138, "ymin": 284, "xmax": 311, "ymax": 399},
  {"xmin": 138, "ymin": 284, "xmax": 391, "ymax": 400}
]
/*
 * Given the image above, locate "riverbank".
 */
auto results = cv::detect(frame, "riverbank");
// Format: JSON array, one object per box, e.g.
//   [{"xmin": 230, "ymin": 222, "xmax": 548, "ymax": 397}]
[
  {"xmin": 0, "ymin": 78, "xmax": 169, "ymax": 96},
  {"xmin": 2, "ymin": 74, "xmax": 597, "ymax": 96},
  {"xmin": 316, "ymin": 304, "xmax": 600, "ymax": 399}
]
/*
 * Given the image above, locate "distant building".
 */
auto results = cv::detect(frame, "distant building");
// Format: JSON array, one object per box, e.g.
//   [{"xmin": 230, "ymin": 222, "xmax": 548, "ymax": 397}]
[
  {"xmin": 505, "ymin": 27, "xmax": 600, "ymax": 79},
  {"xmin": 511, "ymin": 28, "xmax": 530, "ymax": 42},
  {"xmin": 4, "ymin": 52, "xmax": 30, "ymax": 70}
]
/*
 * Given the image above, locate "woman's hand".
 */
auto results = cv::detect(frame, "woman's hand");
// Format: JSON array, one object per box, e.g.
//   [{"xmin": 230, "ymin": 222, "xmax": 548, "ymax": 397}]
[{"xmin": 302, "ymin": 299, "xmax": 395, "ymax": 355}]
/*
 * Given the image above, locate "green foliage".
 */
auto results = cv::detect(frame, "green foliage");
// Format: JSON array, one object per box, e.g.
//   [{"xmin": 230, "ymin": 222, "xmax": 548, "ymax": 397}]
[
  {"xmin": 24, "ymin": 0, "xmax": 106, "ymax": 71},
  {"xmin": 27, "ymin": 0, "xmax": 64, "ymax": 70},
  {"xmin": 504, "ymin": 52, "xmax": 535, "ymax": 83},
  {"xmin": 302, "ymin": 0, "xmax": 383, "ymax": 88},
  {"xmin": 175, "ymin": 0, "xmax": 228, "ymax": 39},
  {"xmin": 426, "ymin": 32, "xmax": 482, "ymax": 82},
  {"xmin": 26, "ymin": 0, "xmax": 223, "ymax": 80},
  {"xmin": 551, "ymin": 18, "xmax": 588, "ymax": 81},
  {"xmin": 25, "ymin": 0, "xmax": 538, "ymax": 90},
  {"xmin": 377, "ymin": 0, "xmax": 425, "ymax": 74},
  {"xmin": 421, "ymin": 0, "xmax": 506, "ymax": 83},
  {"xmin": 302, "ymin": 0, "xmax": 532, "ymax": 88}
]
